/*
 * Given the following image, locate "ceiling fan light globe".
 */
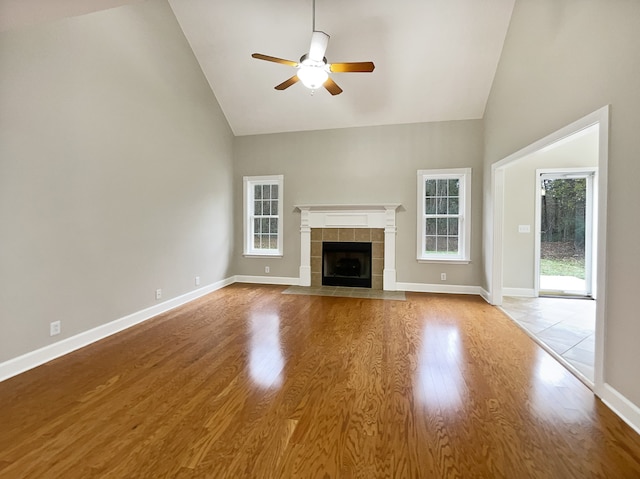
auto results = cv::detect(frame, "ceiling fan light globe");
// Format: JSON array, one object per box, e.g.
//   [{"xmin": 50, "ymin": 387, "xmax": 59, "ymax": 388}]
[{"xmin": 297, "ymin": 64, "xmax": 329, "ymax": 90}]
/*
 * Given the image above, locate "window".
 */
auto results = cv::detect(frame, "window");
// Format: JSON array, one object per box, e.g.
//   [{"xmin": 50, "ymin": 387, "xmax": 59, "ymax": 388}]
[
  {"xmin": 417, "ymin": 168, "xmax": 471, "ymax": 263},
  {"xmin": 244, "ymin": 175, "xmax": 283, "ymax": 256}
]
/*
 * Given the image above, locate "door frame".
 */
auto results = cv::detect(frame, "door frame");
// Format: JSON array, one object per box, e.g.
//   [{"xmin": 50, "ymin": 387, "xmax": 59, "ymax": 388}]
[
  {"xmin": 535, "ymin": 168, "xmax": 597, "ymax": 297},
  {"xmin": 489, "ymin": 105, "xmax": 609, "ymax": 395}
]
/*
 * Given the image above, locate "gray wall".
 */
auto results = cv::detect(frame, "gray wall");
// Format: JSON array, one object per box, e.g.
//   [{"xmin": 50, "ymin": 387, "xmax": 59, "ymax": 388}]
[
  {"xmin": 0, "ymin": 0, "xmax": 234, "ymax": 362},
  {"xmin": 233, "ymin": 120, "xmax": 484, "ymax": 287},
  {"xmin": 484, "ymin": 0, "xmax": 640, "ymax": 405},
  {"xmin": 503, "ymin": 128, "xmax": 598, "ymax": 290}
]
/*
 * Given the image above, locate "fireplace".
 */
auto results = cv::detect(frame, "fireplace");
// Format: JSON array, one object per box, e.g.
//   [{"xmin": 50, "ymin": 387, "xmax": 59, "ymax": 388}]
[
  {"xmin": 295, "ymin": 204, "xmax": 401, "ymax": 291},
  {"xmin": 322, "ymin": 242, "xmax": 372, "ymax": 288}
]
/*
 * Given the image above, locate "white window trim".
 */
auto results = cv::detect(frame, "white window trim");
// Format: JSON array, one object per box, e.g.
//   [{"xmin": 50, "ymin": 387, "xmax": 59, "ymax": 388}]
[
  {"xmin": 243, "ymin": 175, "xmax": 284, "ymax": 257},
  {"xmin": 416, "ymin": 168, "xmax": 471, "ymax": 263}
]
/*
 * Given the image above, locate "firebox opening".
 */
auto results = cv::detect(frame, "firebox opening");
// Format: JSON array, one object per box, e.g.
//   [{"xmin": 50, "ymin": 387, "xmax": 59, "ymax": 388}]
[{"xmin": 322, "ymin": 242, "xmax": 372, "ymax": 288}]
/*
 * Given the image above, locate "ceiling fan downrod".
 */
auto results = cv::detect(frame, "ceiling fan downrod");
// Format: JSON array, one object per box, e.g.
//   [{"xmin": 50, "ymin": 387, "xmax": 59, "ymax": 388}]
[{"xmin": 312, "ymin": 0, "xmax": 316, "ymax": 32}]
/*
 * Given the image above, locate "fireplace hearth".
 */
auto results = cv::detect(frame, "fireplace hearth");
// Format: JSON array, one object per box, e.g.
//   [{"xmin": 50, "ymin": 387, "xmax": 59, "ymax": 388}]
[{"xmin": 322, "ymin": 242, "xmax": 372, "ymax": 288}]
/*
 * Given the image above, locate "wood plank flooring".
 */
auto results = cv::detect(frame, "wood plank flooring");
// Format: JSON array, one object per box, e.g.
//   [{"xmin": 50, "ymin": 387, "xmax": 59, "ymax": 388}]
[{"xmin": 1, "ymin": 284, "xmax": 639, "ymax": 478}]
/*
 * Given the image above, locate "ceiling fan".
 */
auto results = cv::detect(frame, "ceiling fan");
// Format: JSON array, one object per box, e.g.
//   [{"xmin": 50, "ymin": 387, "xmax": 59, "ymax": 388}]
[{"xmin": 251, "ymin": 0, "xmax": 375, "ymax": 96}]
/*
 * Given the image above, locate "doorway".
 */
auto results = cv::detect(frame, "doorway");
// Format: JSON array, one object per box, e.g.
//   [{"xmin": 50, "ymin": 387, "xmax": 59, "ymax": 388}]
[
  {"xmin": 536, "ymin": 169, "xmax": 597, "ymax": 298},
  {"xmin": 490, "ymin": 106, "xmax": 609, "ymax": 392}
]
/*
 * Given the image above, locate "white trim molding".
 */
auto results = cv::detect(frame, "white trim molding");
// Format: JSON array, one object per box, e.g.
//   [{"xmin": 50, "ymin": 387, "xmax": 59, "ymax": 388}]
[
  {"xmin": 295, "ymin": 204, "xmax": 401, "ymax": 291},
  {"xmin": 396, "ymin": 282, "xmax": 486, "ymax": 297},
  {"xmin": 479, "ymin": 288, "xmax": 491, "ymax": 303},
  {"xmin": 601, "ymin": 383, "xmax": 640, "ymax": 436},
  {"xmin": 0, "ymin": 277, "xmax": 234, "ymax": 383}
]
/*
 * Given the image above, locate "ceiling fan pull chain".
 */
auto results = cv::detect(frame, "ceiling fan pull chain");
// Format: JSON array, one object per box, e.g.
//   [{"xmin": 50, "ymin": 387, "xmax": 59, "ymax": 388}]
[{"xmin": 312, "ymin": 0, "xmax": 316, "ymax": 32}]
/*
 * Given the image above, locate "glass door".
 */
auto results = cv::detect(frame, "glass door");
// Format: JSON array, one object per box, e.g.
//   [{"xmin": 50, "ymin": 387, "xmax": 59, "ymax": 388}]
[{"xmin": 537, "ymin": 171, "xmax": 595, "ymax": 297}]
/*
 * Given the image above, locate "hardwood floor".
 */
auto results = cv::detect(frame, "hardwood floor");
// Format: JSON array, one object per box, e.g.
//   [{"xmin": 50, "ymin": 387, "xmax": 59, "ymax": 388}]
[{"xmin": 1, "ymin": 284, "xmax": 639, "ymax": 478}]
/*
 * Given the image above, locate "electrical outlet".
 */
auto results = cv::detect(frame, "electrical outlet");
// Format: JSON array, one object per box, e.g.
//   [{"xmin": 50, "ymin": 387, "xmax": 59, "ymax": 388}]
[
  {"xmin": 195, "ymin": 276, "xmax": 200, "ymax": 286},
  {"xmin": 441, "ymin": 273, "xmax": 447, "ymax": 281},
  {"xmin": 50, "ymin": 321, "xmax": 61, "ymax": 336},
  {"xmin": 265, "ymin": 266, "xmax": 270, "ymax": 274},
  {"xmin": 156, "ymin": 289, "xmax": 162, "ymax": 300}
]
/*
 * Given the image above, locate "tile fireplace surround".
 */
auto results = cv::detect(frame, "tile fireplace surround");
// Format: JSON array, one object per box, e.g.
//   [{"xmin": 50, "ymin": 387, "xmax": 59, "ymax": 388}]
[
  {"xmin": 295, "ymin": 204, "xmax": 401, "ymax": 291},
  {"xmin": 311, "ymin": 228, "xmax": 384, "ymax": 289}
]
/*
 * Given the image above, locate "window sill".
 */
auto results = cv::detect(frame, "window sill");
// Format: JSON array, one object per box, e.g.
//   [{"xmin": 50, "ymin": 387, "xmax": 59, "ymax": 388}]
[
  {"xmin": 243, "ymin": 253, "xmax": 283, "ymax": 258},
  {"xmin": 417, "ymin": 258, "xmax": 471, "ymax": 265}
]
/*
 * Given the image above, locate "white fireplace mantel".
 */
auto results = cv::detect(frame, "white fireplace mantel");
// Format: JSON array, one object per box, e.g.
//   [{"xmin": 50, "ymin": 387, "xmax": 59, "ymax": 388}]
[{"xmin": 294, "ymin": 204, "xmax": 401, "ymax": 291}]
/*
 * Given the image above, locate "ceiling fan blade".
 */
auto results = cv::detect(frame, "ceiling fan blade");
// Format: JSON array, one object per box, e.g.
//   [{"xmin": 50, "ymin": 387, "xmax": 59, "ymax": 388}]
[
  {"xmin": 323, "ymin": 77, "xmax": 343, "ymax": 96},
  {"xmin": 329, "ymin": 62, "xmax": 375, "ymax": 73},
  {"xmin": 275, "ymin": 75, "xmax": 300, "ymax": 90},
  {"xmin": 252, "ymin": 53, "xmax": 298, "ymax": 68},
  {"xmin": 308, "ymin": 31, "xmax": 329, "ymax": 62}
]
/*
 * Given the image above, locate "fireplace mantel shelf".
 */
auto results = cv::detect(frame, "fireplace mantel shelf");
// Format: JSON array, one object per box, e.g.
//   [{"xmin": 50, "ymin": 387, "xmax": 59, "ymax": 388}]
[{"xmin": 295, "ymin": 204, "xmax": 401, "ymax": 212}]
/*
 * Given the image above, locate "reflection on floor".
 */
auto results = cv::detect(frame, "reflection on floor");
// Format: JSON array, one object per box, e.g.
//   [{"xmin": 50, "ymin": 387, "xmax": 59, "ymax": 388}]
[
  {"xmin": 282, "ymin": 285, "xmax": 406, "ymax": 301},
  {"xmin": 500, "ymin": 296, "xmax": 595, "ymax": 384}
]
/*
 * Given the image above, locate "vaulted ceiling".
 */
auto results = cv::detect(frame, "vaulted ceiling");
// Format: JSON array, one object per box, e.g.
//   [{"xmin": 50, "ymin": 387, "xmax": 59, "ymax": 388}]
[{"xmin": 1, "ymin": 0, "xmax": 516, "ymax": 136}]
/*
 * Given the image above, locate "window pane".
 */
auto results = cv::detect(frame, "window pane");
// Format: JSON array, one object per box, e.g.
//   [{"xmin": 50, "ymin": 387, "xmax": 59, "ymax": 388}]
[
  {"xmin": 436, "ymin": 197, "xmax": 447, "ymax": 215},
  {"xmin": 448, "ymin": 218, "xmax": 459, "ymax": 235},
  {"xmin": 254, "ymin": 185, "xmax": 262, "ymax": 199},
  {"xmin": 448, "ymin": 198, "xmax": 459, "ymax": 215},
  {"xmin": 269, "ymin": 235, "xmax": 278, "ymax": 249},
  {"xmin": 271, "ymin": 184, "xmax": 279, "ymax": 199},
  {"xmin": 253, "ymin": 235, "xmax": 261, "ymax": 249},
  {"xmin": 425, "ymin": 218, "xmax": 436, "ymax": 235},
  {"xmin": 448, "ymin": 237, "xmax": 459, "ymax": 253},
  {"xmin": 425, "ymin": 180, "xmax": 437, "ymax": 197},
  {"xmin": 262, "ymin": 201, "xmax": 271, "ymax": 215},
  {"xmin": 261, "ymin": 218, "xmax": 270, "ymax": 233},
  {"xmin": 263, "ymin": 185, "xmax": 271, "ymax": 200},
  {"xmin": 437, "ymin": 179, "xmax": 448, "ymax": 197},
  {"xmin": 271, "ymin": 200, "xmax": 278, "ymax": 215},
  {"xmin": 437, "ymin": 236, "xmax": 448, "ymax": 252},
  {"xmin": 437, "ymin": 218, "xmax": 448, "ymax": 235},
  {"xmin": 269, "ymin": 218, "xmax": 278, "ymax": 234},
  {"xmin": 254, "ymin": 218, "xmax": 261, "ymax": 234},
  {"xmin": 254, "ymin": 200, "xmax": 262, "ymax": 215},
  {"xmin": 448, "ymin": 179, "xmax": 459, "ymax": 197},
  {"xmin": 425, "ymin": 198, "xmax": 436, "ymax": 214},
  {"xmin": 425, "ymin": 236, "xmax": 437, "ymax": 252}
]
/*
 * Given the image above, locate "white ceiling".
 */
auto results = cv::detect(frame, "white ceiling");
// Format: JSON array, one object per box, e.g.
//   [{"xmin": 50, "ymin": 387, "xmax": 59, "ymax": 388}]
[
  {"xmin": 0, "ymin": 0, "xmax": 145, "ymax": 32},
  {"xmin": 0, "ymin": 0, "xmax": 516, "ymax": 137}
]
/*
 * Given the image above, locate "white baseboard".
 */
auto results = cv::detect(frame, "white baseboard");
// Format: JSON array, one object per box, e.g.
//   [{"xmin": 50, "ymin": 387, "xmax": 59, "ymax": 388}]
[
  {"xmin": 479, "ymin": 288, "xmax": 491, "ymax": 303},
  {"xmin": 601, "ymin": 383, "xmax": 640, "ymax": 435},
  {"xmin": 503, "ymin": 287, "xmax": 536, "ymax": 297},
  {"xmin": 396, "ymin": 282, "xmax": 484, "ymax": 296},
  {"xmin": 233, "ymin": 275, "xmax": 299, "ymax": 286},
  {"xmin": 0, "ymin": 277, "xmax": 234, "ymax": 383}
]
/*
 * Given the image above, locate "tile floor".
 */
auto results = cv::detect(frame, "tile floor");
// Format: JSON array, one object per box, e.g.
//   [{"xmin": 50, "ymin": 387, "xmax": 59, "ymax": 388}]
[
  {"xmin": 500, "ymin": 296, "xmax": 596, "ymax": 383},
  {"xmin": 282, "ymin": 285, "xmax": 406, "ymax": 301}
]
